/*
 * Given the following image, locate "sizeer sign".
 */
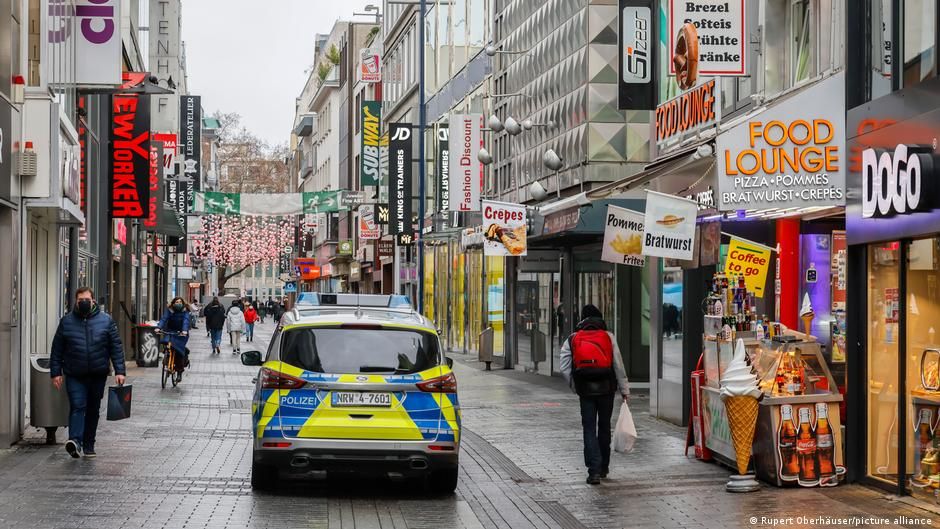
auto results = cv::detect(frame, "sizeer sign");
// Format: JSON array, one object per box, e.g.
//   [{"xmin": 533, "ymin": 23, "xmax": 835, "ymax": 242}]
[{"xmin": 109, "ymin": 93, "xmax": 151, "ymax": 218}]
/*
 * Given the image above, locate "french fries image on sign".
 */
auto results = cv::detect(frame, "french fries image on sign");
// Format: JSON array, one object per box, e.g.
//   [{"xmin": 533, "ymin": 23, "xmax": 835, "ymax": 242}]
[{"xmin": 609, "ymin": 234, "xmax": 642, "ymax": 256}]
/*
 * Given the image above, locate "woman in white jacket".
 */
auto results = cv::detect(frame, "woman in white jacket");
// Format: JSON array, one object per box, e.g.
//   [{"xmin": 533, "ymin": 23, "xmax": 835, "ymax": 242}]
[{"xmin": 225, "ymin": 303, "xmax": 246, "ymax": 355}]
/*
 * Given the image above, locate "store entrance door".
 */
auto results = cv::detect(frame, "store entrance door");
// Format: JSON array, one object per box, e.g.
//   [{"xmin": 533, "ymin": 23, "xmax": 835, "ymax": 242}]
[{"xmin": 516, "ymin": 273, "xmax": 559, "ymax": 375}]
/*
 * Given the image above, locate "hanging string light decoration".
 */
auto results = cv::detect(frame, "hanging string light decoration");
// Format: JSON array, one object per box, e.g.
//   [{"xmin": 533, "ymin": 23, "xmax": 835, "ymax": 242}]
[{"xmin": 200, "ymin": 215, "xmax": 295, "ymax": 268}]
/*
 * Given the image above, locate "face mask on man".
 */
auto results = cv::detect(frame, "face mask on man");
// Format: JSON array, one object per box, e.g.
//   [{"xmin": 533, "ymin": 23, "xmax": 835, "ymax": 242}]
[
  {"xmin": 173, "ymin": 303, "xmax": 184, "ymax": 312},
  {"xmin": 77, "ymin": 299, "xmax": 93, "ymax": 316}
]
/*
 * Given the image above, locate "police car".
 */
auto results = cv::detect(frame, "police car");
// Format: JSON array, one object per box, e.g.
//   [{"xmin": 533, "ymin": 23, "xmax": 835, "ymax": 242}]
[{"xmin": 241, "ymin": 293, "xmax": 460, "ymax": 492}]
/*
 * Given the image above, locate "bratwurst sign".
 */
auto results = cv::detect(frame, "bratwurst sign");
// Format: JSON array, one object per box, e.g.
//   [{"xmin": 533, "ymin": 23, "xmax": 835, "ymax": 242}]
[{"xmin": 716, "ymin": 72, "xmax": 846, "ymax": 211}]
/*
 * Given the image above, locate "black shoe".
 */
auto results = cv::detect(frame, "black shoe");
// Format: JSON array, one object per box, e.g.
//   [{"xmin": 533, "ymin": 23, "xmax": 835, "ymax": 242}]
[
  {"xmin": 65, "ymin": 440, "xmax": 82, "ymax": 459},
  {"xmin": 600, "ymin": 469, "xmax": 609, "ymax": 479},
  {"xmin": 83, "ymin": 447, "xmax": 97, "ymax": 459},
  {"xmin": 586, "ymin": 474, "xmax": 601, "ymax": 485}
]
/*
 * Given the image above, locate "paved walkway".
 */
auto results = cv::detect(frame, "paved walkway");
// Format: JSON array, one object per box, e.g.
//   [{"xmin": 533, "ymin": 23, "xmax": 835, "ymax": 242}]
[{"xmin": 0, "ymin": 317, "xmax": 936, "ymax": 528}]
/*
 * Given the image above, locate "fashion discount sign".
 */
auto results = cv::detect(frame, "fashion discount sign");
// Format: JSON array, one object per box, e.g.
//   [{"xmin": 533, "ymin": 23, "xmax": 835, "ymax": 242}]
[
  {"xmin": 482, "ymin": 200, "xmax": 527, "ymax": 257},
  {"xmin": 449, "ymin": 114, "xmax": 482, "ymax": 212},
  {"xmin": 641, "ymin": 191, "xmax": 698, "ymax": 260}
]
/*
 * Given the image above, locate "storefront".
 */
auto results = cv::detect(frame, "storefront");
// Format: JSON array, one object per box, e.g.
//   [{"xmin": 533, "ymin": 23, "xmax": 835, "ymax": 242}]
[{"xmin": 845, "ymin": 76, "xmax": 940, "ymax": 498}]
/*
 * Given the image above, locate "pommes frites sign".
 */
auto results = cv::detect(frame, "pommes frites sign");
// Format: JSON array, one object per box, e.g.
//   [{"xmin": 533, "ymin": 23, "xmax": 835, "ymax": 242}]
[{"xmin": 602, "ymin": 205, "xmax": 645, "ymax": 267}]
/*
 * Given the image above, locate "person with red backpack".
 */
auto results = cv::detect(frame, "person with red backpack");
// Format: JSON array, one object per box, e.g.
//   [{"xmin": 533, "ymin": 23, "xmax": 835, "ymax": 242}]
[{"xmin": 560, "ymin": 304, "xmax": 630, "ymax": 485}]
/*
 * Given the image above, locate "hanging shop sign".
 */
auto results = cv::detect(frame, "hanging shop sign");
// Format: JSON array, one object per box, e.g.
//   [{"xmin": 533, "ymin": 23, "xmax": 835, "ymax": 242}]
[
  {"xmin": 109, "ymin": 93, "xmax": 151, "ymax": 218},
  {"xmin": 668, "ymin": 0, "xmax": 746, "ymax": 82},
  {"xmin": 861, "ymin": 144, "xmax": 935, "ymax": 218},
  {"xmin": 377, "ymin": 239, "xmax": 395, "ymax": 260},
  {"xmin": 601, "ymin": 205, "xmax": 645, "ymax": 267},
  {"xmin": 641, "ymin": 190, "xmax": 698, "ymax": 260},
  {"xmin": 655, "ymin": 78, "xmax": 720, "ymax": 150},
  {"xmin": 360, "ymin": 48, "xmax": 381, "ymax": 83},
  {"xmin": 388, "ymin": 123, "xmax": 414, "ymax": 240},
  {"xmin": 374, "ymin": 203, "xmax": 389, "ymax": 225},
  {"xmin": 338, "ymin": 240, "xmax": 353, "ymax": 255},
  {"xmin": 717, "ymin": 72, "xmax": 846, "ymax": 212},
  {"xmin": 542, "ymin": 207, "xmax": 580, "ymax": 236},
  {"xmin": 358, "ymin": 205, "xmax": 381, "ymax": 240},
  {"xmin": 460, "ymin": 226, "xmax": 486, "ymax": 251},
  {"xmin": 341, "ymin": 190, "xmax": 366, "ymax": 207},
  {"xmin": 77, "ymin": 97, "xmax": 88, "ymax": 214},
  {"xmin": 180, "ymin": 95, "xmax": 201, "ymax": 198},
  {"xmin": 152, "ymin": 133, "xmax": 177, "ymax": 179},
  {"xmin": 360, "ymin": 101, "xmax": 381, "ymax": 186},
  {"xmin": 618, "ymin": 0, "xmax": 656, "ymax": 110},
  {"xmin": 482, "ymin": 200, "xmax": 527, "ymax": 257},
  {"xmin": 74, "ymin": 0, "xmax": 122, "ymax": 86},
  {"xmin": 724, "ymin": 237, "xmax": 772, "ymax": 298},
  {"xmin": 449, "ymin": 114, "xmax": 482, "ymax": 212},
  {"xmin": 396, "ymin": 232, "xmax": 415, "ymax": 246},
  {"xmin": 438, "ymin": 127, "xmax": 450, "ymax": 212}
]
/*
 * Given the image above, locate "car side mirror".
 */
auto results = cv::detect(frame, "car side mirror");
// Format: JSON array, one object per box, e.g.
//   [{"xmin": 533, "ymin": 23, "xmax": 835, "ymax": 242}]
[
  {"xmin": 445, "ymin": 356, "xmax": 454, "ymax": 369},
  {"xmin": 241, "ymin": 350, "xmax": 263, "ymax": 366}
]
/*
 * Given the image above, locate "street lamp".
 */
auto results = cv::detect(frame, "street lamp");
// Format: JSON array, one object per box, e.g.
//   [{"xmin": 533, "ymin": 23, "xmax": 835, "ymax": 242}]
[
  {"xmin": 478, "ymin": 148, "xmax": 494, "ymax": 165},
  {"xmin": 486, "ymin": 114, "xmax": 504, "ymax": 132},
  {"xmin": 484, "ymin": 44, "xmax": 528, "ymax": 56},
  {"xmin": 504, "ymin": 117, "xmax": 523, "ymax": 136},
  {"xmin": 522, "ymin": 119, "xmax": 555, "ymax": 130},
  {"xmin": 543, "ymin": 149, "xmax": 565, "ymax": 199}
]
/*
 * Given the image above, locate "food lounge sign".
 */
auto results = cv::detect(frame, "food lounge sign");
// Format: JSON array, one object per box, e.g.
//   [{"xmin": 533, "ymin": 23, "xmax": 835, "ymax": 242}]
[
  {"xmin": 716, "ymin": 72, "xmax": 846, "ymax": 211},
  {"xmin": 656, "ymin": 78, "xmax": 719, "ymax": 149}
]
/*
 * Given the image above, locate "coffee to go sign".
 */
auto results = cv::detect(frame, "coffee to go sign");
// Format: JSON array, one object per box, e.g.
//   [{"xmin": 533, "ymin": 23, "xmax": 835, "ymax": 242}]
[{"xmin": 716, "ymin": 72, "xmax": 846, "ymax": 212}]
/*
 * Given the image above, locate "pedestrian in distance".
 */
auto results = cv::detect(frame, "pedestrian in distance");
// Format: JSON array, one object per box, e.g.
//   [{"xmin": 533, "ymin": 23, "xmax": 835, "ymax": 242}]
[
  {"xmin": 189, "ymin": 299, "xmax": 200, "ymax": 330},
  {"xmin": 560, "ymin": 304, "xmax": 630, "ymax": 485},
  {"xmin": 204, "ymin": 297, "xmax": 226, "ymax": 355},
  {"xmin": 156, "ymin": 297, "xmax": 191, "ymax": 371},
  {"xmin": 49, "ymin": 287, "xmax": 127, "ymax": 459},
  {"xmin": 226, "ymin": 302, "xmax": 246, "ymax": 355},
  {"xmin": 244, "ymin": 303, "xmax": 258, "ymax": 342},
  {"xmin": 255, "ymin": 299, "xmax": 265, "ymax": 323}
]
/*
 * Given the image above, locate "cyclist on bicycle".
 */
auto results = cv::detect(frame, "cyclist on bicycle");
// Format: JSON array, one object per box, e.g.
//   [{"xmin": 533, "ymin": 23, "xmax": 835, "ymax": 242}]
[{"xmin": 156, "ymin": 297, "xmax": 191, "ymax": 371}]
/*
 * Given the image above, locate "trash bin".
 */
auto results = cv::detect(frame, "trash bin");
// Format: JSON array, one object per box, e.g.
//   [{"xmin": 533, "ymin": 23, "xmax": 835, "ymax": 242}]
[
  {"xmin": 136, "ymin": 324, "xmax": 161, "ymax": 367},
  {"xmin": 30, "ymin": 356, "xmax": 69, "ymax": 444}
]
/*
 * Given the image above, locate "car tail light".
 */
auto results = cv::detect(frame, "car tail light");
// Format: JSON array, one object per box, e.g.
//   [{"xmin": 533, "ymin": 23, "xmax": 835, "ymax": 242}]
[
  {"xmin": 260, "ymin": 368, "xmax": 306, "ymax": 390},
  {"xmin": 416, "ymin": 372, "xmax": 457, "ymax": 393},
  {"xmin": 262, "ymin": 442, "xmax": 292, "ymax": 448},
  {"xmin": 428, "ymin": 445, "xmax": 455, "ymax": 451}
]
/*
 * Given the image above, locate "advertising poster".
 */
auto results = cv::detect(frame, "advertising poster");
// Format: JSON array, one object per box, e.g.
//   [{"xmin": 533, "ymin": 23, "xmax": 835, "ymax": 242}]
[
  {"xmin": 618, "ymin": 0, "xmax": 656, "ymax": 110},
  {"xmin": 437, "ymin": 127, "xmax": 450, "ymax": 212},
  {"xmin": 388, "ymin": 123, "xmax": 413, "ymax": 239},
  {"xmin": 448, "ymin": 114, "xmax": 482, "ymax": 212},
  {"xmin": 700, "ymin": 221, "xmax": 721, "ymax": 266},
  {"xmin": 360, "ymin": 48, "xmax": 381, "ymax": 83},
  {"xmin": 601, "ymin": 205, "xmax": 645, "ymax": 267},
  {"xmin": 717, "ymin": 72, "xmax": 846, "ymax": 211},
  {"xmin": 641, "ymin": 191, "xmax": 698, "ymax": 260},
  {"xmin": 73, "ymin": 0, "xmax": 123, "ymax": 86},
  {"xmin": 358, "ymin": 205, "xmax": 381, "ymax": 240},
  {"xmin": 482, "ymin": 200, "xmax": 527, "ymax": 257},
  {"xmin": 885, "ymin": 288, "xmax": 899, "ymax": 323},
  {"xmin": 668, "ymin": 0, "xmax": 746, "ymax": 80},
  {"xmin": 775, "ymin": 403, "xmax": 844, "ymax": 487},
  {"xmin": 180, "ymin": 95, "xmax": 201, "ymax": 194},
  {"xmin": 110, "ymin": 93, "xmax": 151, "ymax": 218},
  {"xmin": 724, "ymin": 237, "xmax": 773, "ymax": 297},
  {"xmin": 360, "ymin": 101, "xmax": 381, "ymax": 186}
]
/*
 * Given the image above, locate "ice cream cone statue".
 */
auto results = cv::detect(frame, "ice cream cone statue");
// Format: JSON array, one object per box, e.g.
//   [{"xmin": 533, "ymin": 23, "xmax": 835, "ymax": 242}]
[
  {"xmin": 721, "ymin": 339, "xmax": 763, "ymax": 492},
  {"xmin": 800, "ymin": 293, "xmax": 815, "ymax": 336}
]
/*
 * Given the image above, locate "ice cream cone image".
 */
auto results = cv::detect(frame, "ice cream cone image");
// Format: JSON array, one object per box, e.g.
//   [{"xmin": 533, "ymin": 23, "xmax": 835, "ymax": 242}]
[
  {"xmin": 800, "ymin": 293, "xmax": 815, "ymax": 336},
  {"xmin": 720, "ymin": 339, "xmax": 763, "ymax": 492}
]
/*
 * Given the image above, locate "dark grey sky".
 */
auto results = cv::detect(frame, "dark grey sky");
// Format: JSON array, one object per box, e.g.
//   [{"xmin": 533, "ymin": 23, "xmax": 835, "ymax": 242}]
[{"xmin": 180, "ymin": 0, "xmax": 375, "ymax": 146}]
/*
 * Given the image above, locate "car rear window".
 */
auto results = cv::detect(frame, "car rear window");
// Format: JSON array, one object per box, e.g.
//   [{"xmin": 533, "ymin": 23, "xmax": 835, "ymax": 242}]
[{"xmin": 280, "ymin": 327, "xmax": 440, "ymax": 374}]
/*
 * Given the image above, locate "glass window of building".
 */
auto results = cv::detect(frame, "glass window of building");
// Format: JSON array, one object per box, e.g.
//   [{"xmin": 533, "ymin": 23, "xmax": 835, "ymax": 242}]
[
  {"xmin": 867, "ymin": 241, "xmax": 900, "ymax": 486},
  {"xmin": 902, "ymin": 0, "xmax": 937, "ymax": 87},
  {"xmin": 437, "ymin": 0, "xmax": 451, "ymax": 88}
]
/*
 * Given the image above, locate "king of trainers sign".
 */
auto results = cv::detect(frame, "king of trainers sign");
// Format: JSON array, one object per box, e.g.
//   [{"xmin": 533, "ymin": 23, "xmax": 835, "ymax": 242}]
[{"xmin": 109, "ymin": 93, "xmax": 151, "ymax": 218}]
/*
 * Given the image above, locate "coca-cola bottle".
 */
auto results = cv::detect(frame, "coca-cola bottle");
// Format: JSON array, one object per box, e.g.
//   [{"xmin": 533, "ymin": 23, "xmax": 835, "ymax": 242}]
[
  {"xmin": 779, "ymin": 405, "xmax": 800, "ymax": 481},
  {"xmin": 815, "ymin": 403, "xmax": 835, "ymax": 483},
  {"xmin": 797, "ymin": 407, "xmax": 819, "ymax": 486},
  {"xmin": 917, "ymin": 408, "xmax": 934, "ymax": 458}
]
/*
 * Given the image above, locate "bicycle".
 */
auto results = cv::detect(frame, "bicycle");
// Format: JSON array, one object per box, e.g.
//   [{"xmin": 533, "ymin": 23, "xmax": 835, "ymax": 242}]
[{"xmin": 156, "ymin": 330, "xmax": 187, "ymax": 389}]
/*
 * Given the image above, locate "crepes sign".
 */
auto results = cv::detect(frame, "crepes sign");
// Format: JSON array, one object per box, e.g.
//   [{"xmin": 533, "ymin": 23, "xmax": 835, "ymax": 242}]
[
  {"xmin": 601, "ymin": 205, "xmax": 645, "ymax": 267},
  {"xmin": 482, "ymin": 200, "xmax": 527, "ymax": 257},
  {"xmin": 641, "ymin": 191, "xmax": 698, "ymax": 260}
]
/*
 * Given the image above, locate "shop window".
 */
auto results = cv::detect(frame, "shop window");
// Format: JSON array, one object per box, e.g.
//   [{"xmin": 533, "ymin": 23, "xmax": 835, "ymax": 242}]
[
  {"xmin": 660, "ymin": 267, "xmax": 684, "ymax": 384},
  {"xmin": 867, "ymin": 241, "xmax": 900, "ymax": 485},
  {"xmin": 486, "ymin": 256, "xmax": 505, "ymax": 355},
  {"xmin": 902, "ymin": 0, "xmax": 938, "ymax": 88},
  {"xmin": 870, "ymin": 0, "xmax": 894, "ymax": 100}
]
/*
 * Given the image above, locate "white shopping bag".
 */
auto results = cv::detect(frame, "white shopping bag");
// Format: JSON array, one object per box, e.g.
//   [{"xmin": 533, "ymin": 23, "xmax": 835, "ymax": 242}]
[{"xmin": 613, "ymin": 403, "xmax": 637, "ymax": 453}]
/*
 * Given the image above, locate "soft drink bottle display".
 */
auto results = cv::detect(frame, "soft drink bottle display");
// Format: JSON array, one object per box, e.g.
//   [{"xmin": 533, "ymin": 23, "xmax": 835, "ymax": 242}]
[
  {"xmin": 797, "ymin": 406, "xmax": 818, "ymax": 486},
  {"xmin": 916, "ymin": 408, "xmax": 934, "ymax": 468},
  {"xmin": 815, "ymin": 403, "xmax": 835, "ymax": 483},
  {"xmin": 778, "ymin": 404, "xmax": 800, "ymax": 480}
]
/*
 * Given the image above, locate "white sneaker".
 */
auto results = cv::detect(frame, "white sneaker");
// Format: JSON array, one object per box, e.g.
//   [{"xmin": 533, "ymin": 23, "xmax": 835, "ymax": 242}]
[{"xmin": 65, "ymin": 440, "xmax": 83, "ymax": 459}]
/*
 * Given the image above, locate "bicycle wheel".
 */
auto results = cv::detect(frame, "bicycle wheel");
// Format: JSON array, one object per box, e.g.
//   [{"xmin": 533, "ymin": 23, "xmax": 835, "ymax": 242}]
[{"xmin": 161, "ymin": 361, "xmax": 169, "ymax": 389}]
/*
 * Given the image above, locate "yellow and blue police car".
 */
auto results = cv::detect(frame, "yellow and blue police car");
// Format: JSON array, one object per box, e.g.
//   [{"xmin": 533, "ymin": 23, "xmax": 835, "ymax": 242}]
[{"xmin": 240, "ymin": 293, "xmax": 460, "ymax": 492}]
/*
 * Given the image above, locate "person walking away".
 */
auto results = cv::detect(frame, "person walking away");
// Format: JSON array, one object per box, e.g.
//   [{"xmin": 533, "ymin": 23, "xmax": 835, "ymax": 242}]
[
  {"xmin": 49, "ymin": 287, "xmax": 126, "ymax": 459},
  {"xmin": 244, "ymin": 303, "xmax": 258, "ymax": 342},
  {"xmin": 255, "ymin": 299, "xmax": 265, "ymax": 323},
  {"xmin": 204, "ymin": 297, "xmax": 226, "ymax": 355},
  {"xmin": 189, "ymin": 299, "xmax": 200, "ymax": 330},
  {"xmin": 266, "ymin": 297, "xmax": 275, "ymax": 320},
  {"xmin": 226, "ymin": 303, "xmax": 246, "ymax": 354},
  {"xmin": 560, "ymin": 304, "xmax": 630, "ymax": 485},
  {"xmin": 157, "ymin": 297, "xmax": 191, "ymax": 371}
]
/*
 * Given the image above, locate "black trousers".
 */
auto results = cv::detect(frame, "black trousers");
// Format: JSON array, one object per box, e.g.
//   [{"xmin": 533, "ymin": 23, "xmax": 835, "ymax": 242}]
[{"xmin": 579, "ymin": 393, "xmax": 615, "ymax": 475}]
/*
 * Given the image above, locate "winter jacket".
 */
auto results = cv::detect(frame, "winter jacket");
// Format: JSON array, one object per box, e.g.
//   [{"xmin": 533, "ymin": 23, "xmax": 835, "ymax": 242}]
[
  {"xmin": 559, "ymin": 317, "xmax": 629, "ymax": 397},
  {"xmin": 244, "ymin": 307, "xmax": 258, "ymax": 324},
  {"xmin": 226, "ymin": 306, "xmax": 246, "ymax": 333},
  {"xmin": 157, "ymin": 308, "xmax": 191, "ymax": 355},
  {"xmin": 204, "ymin": 303, "xmax": 226, "ymax": 330},
  {"xmin": 50, "ymin": 306, "xmax": 127, "ymax": 378}
]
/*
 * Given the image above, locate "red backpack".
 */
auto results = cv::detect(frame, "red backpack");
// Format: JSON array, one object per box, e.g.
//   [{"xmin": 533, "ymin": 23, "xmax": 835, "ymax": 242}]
[{"xmin": 571, "ymin": 329, "xmax": 613, "ymax": 370}]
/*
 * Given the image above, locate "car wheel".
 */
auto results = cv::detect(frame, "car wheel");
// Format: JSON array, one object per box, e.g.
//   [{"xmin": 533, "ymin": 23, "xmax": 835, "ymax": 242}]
[
  {"xmin": 427, "ymin": 467, "xmax": 458, "ymax": 494},
  {"xmin": 251, "ymin": 461, "xmax": 277, "ymax": 491}
]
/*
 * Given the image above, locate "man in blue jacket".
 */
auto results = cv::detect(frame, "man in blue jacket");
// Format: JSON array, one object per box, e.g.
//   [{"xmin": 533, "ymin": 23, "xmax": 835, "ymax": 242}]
[{"xmin": 50, "ymin": 287, "xmax": 127, "ymax": 459}]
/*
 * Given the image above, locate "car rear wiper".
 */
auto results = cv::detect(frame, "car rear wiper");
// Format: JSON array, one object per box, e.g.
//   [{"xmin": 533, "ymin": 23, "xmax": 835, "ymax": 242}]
[{"xmin": 359, "ymin": 365, "xmax": 398, "ymax": 373}]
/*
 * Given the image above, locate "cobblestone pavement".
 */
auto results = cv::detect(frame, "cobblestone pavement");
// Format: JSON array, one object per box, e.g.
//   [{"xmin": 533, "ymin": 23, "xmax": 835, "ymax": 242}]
[{"xmin": 0, "ymin": 318, "xmax": 938, "ymax": 528}]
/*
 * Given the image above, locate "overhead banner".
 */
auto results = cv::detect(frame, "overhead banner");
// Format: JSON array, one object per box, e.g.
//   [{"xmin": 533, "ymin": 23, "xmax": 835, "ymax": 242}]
[
  {"xmin": 482, "ymin": 200, "xmax": 527, "ymax": 256},
  {"xmin": 716, "ymin": 72, "xmax": 846, "ymax": 211},
  {"xmin": 74, "ymin": 0, "xmax": 123, "ymax": 86},
  {"xmin": 668, "ymin": 0, "xmax": 746, "ymax": 80},
  {"xmin": 193, "ymin": 191, "xmax": 345, "ymax": 215},
  {"xmin": 724, "ymin": 237, "xmax": 772, "ymax": 297},
  {"xmin": 180, "ymin": 95, "xmax": 201, "ymax": 203},
  {"xmin": 618, "ymin": 0, "xmax": 656, "ymax": 110},
  {"xmin": 361, "ymin": 101, "xmax": 381, "ymax": 186},
  {"xmin": 437, "ymin": 127, "xmax": 450, "ymax": 212},
  {"xmin": 303, "ymin": 190, "xmax": 343, "ymax": 213},
  {"xmin": 601, "ymin": 205, "xmax": 645, "ymax": 267},
  {"xmin": 109, "ymin": 93, "xmax": 151, "ymax": 218},
  {"xmin": 360, "ymin": 48, "xmax": 381, "ymax": 83},
  {"xmin": 388, "ymin": 123, "xmax": 414, "ymax": 240},
  {"xmin": 449, "ymin": 114, "xmax": 481, "ymax": 212},
  {"xmin": 641, "ymin": 190, "xmax": 698, "ymax": 260},
  {"xmin": 358, "ymin": 205, "xmax": 381, "ymax": 240}
]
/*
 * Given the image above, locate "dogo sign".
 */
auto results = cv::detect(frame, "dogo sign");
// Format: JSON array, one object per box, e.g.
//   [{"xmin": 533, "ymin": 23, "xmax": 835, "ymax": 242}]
[{"xmin": 862, "ymin": 144, "xmax": 935, "ymax": 218}]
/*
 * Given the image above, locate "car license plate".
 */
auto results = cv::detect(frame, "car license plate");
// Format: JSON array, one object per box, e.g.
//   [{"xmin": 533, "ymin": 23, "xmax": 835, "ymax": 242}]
[{"xmin": 331, "ymin": 392, "xmax": 392, "ymax": 407}]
